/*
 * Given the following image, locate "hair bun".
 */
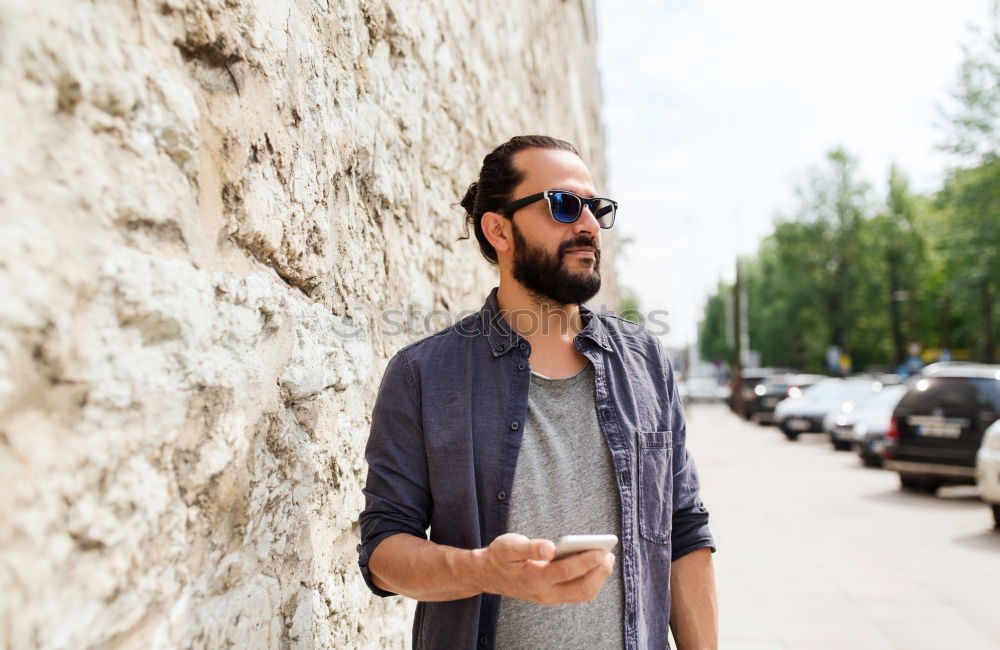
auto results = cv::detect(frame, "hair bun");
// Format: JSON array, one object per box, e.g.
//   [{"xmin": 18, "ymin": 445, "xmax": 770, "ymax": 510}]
[{"xmin": 460, "ymin": 182, "xmax": 479, "ymax": 215}]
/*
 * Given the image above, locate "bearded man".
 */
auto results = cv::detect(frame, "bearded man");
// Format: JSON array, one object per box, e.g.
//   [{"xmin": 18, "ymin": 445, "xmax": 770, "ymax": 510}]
[{"xmin": 358, "ymin": 135, "xmax": 717, "ymax": 650}]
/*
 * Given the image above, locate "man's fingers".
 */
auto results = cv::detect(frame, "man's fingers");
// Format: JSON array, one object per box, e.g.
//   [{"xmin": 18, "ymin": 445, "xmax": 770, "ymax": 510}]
[
  {"xmin": 545, "ymin": 550, "xmax": 609, "ymax": 583},
  {"xmin": 549, "ymin": 554, "xmax": 615, "ymax": 602},
  {"xmin": 491, "ymin": 534, "xmax": 554, "ymax": 562},
  {"xmin": 490, "ymin": 533, "xmax": 530, "ymax": 559},
  {"xmin": 532, "ymin": 539, "xmax": 556, "ymax": 562},
  {"xmin": 487, "ymin": 536, "xmax": 617, "ymax": 606}
]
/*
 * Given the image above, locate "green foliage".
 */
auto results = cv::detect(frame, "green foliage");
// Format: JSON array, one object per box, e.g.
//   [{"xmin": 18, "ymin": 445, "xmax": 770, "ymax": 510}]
[
  {"xmin": 699, "ymin": 157, "xmax": 997, "ymax": 369},
  {"xmin": 933, "ymin": 158, "xmax": 1000, "ymax": 360},
  {"xmin": 746, "ymin": 222, "xmax": 831, "ymax": 372},
  {"xmin": 698, "ymin": 282, "xmax": 732, "ymax": 363},
  {"xmin": 742, "ymin": 148, "xmax": 874, "ymax": 372}
]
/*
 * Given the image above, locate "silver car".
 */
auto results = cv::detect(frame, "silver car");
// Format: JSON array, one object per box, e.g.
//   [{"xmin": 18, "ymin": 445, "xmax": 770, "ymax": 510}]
[
  {"xmin": 775, "ymin": 378, "xmax": 884, "ymax": 441},
  {"xmin": 846, "ymin": 384, "xmax": 908, "ymax": 465},
  {"xmin": 823, "ymin": 382, "xmax": 906, "ymax": 453}
]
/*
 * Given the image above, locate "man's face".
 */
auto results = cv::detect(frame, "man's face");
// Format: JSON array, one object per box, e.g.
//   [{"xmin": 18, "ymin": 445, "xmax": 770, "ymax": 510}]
[{"xmin": 506, "ymin": 148, "xmax": 603, "ymax": 306}]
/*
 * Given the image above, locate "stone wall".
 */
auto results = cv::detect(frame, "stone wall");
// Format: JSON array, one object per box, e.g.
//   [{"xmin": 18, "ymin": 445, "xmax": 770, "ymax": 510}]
[{"xmin": 0, "ymin": 0, "xmax": 611, "ymax": 648}]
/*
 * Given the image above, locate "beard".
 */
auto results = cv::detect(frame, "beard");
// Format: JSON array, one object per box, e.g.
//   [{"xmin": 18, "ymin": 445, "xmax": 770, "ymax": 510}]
[{"xmin": 511, "ymin": 221, "xmax": 602, "ymax": 306}]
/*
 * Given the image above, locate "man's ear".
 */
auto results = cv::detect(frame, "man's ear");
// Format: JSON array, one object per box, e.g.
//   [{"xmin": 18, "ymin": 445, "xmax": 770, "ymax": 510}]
[{"xmin": 481, "ymin": 211, "xmax": 513, "ymax": 257}]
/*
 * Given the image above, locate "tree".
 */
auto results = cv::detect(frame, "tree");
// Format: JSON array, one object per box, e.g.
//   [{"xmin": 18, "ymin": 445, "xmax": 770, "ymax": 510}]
[
  {"xmin": 935, "ymin": 160, "xmax": 1000, "ymax": 361},
  {"xmin": 865, "ymin": 166, "xmax": 924, "ymax": 366},
  {"xmin": 698, "ymin": 282, "xmax": 732, "ymax": 364},
  {"xmin": 749, "ymin": 148, "xmax": 873, "ymax": 372}
]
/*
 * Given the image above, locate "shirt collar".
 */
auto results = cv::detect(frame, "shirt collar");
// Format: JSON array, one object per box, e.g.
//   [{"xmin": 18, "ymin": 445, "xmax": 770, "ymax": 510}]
[{"xmin": 479, "ymin": 287, "xmax": 613, "ymax": 357}]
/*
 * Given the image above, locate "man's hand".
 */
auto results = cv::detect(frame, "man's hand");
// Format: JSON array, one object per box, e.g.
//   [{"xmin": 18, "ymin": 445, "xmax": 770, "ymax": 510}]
[
  {"xmin": 473, "ymin": 533, "xmax": 615, "ymax": 606},
  {"xmin": 366, "ymin": 532, "xmax": 614, "ymax": 604}
]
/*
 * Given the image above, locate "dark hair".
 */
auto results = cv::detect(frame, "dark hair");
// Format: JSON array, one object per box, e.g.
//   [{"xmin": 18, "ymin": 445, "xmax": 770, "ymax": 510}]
[{"xmin": 460, "ymin": 135, "xmax": 579, "ymax": 265}]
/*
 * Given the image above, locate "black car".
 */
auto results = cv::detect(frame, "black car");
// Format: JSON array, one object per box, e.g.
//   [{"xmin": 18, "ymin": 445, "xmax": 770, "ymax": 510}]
[
  {"xmin": 885, "ymin": 364, "xmax": 1000, "ymax": 492},
  {"xmin": 751, "ymin": 373, "xmax": 827, "ymax": 425},
  {"xmin": 726, "ymin": 368, "xmax": 792, "ymax": 420}
]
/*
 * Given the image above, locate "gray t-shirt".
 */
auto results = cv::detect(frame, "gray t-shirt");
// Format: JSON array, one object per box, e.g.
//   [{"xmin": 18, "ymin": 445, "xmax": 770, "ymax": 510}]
[{"xmin": 494, "ymin": 362, "xmax": 625, "ymax": 650}]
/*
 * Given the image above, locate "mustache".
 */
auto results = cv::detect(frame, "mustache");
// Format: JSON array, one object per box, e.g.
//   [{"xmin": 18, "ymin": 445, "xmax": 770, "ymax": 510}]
[{"xmin": 559, "ymin": 236, "xmax": 601, "ymax": 256}]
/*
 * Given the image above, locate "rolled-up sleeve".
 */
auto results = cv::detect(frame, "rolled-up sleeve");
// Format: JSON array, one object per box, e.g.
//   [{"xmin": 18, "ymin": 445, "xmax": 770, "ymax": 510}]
[
  {"xmin": 358, "ymin": 350, "xmax": 432, "ymax": 596},
  {"xmin": 663, "ymin": 354, "xmax": 716, "ymax": 562},
  {"xmin": 670, "ymin": 444, "xmax": 715, "ymax": 562}
]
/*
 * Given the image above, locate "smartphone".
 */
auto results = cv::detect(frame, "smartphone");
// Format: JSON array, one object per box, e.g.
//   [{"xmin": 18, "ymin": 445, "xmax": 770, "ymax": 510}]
[{"xmin": 553, "ymin": 534, "xmax": 618, "ymax": 559}]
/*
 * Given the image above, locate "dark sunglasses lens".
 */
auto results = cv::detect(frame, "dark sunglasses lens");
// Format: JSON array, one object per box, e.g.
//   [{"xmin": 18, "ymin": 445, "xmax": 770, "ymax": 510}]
[
  {"xmin": 591, "ymin": 199, "xmax": 616, "ymax": 228},
  {"xmin": 549, "ymin": 192, "xmax": 582, "ymax": 223}
]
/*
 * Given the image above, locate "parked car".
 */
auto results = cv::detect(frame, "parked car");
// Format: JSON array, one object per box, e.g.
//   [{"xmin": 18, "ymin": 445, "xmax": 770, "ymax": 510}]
[
  {"xmin": 727, "ymin": 368, "xmax": 792, "ymax": 419},
  {"xmin": 753, "ymin": 374, "xmax": 827, "ymax": 425},
  {"xmin": 845, "ymin": 384, "xmax": 909, "ymax": 465},
  {"xmin": 774, "ymin": 378, "xmax": 882, "ymax": 441},
  {"xmin": 823, "ymin": 380, "xmax": 897, "ymax": 451},
  {"xmin": 682, "ymin": 377, "xmax": 731, "ymax": 403},
  {"xmin": 975, "ymin": 419, "xmax": 1000, "ymax": 529},
  {"xmin": 885, "ymin": 365, "xmax": 1000, "ymax": 492}
]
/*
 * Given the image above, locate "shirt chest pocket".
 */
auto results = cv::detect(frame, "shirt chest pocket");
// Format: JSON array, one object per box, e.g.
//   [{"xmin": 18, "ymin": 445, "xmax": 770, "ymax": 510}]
[{"xmin": 636, "ymin": 430, "xmax": 674, "ymax": 544}]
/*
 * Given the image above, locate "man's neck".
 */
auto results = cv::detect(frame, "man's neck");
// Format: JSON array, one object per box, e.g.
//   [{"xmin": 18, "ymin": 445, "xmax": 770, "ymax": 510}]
[{"xmin": 495, "ymin": 281, "xmax": 585, "ymax": 351}]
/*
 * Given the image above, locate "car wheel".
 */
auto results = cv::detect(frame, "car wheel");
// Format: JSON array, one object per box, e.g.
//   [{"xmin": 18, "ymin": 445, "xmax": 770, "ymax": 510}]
[
  {"xmin": 992, "ymin": 505, "xmax": 1000, "ymax": 530},
  {"xmin": 783, "ymin": 430, "xmax": 799, "ymax": 441},
  {"xmin": 831, "ymin": 439, "xmax": 852, "ymax": 452},
  {"xmin": 860, "ymin": 455, "xmax": 882, "ymax": 468},
  {"xmin": 899, "ymin": 474, "xmax": 940, "ymax": 493}
]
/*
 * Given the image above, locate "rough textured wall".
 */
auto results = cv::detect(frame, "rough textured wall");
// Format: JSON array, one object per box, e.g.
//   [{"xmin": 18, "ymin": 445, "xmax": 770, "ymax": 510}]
[{"xmin": 0, "ymin": 0, "xmax": 612, "ymax": 648}]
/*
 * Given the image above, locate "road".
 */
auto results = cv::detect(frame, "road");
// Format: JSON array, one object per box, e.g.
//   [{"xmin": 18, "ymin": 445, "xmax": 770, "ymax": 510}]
[{"xmin": 683, "ymin": 402, "xmax": 1000, "ymax": 650}]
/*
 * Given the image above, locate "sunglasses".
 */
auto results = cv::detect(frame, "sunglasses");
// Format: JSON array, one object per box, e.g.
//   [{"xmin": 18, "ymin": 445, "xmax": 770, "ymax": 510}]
[{"xmin": 496, "ymin": 190, "xmax": 617, "ymax": 229}]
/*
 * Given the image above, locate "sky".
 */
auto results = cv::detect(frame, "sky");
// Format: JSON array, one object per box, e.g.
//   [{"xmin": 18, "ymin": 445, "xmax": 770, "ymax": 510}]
[{"xmin": 595, "ymin": 0, "xmax": 992, "ymax": 348}]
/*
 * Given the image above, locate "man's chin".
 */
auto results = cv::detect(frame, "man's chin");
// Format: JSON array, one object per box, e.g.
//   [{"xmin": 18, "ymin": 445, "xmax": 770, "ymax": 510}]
[
  {"xmin": 559, "ymin": 275, "xmax": 602, "ymax": 304},
  {"xmin": 562, "ymin": 264, "xmax": 601, "ymax": 284}
]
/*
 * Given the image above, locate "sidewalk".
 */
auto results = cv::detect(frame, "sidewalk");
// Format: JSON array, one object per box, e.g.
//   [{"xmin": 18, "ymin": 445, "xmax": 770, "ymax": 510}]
[{"xmin": 684, "ymin": 403, "xmax": 1000, "ymax": 650}]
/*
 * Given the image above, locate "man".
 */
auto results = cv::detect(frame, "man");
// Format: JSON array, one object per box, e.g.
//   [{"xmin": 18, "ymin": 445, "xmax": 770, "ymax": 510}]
[{"xmin": 358, "ymin": 135, "xmax": 717, "ymax": 649}]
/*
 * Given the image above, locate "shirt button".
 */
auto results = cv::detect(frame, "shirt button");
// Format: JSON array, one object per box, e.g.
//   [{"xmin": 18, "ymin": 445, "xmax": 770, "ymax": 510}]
[
  {"xmin": 510, "ymin": 421, "xmax": 519, "ymax": 431},
  {"xmin": 518, "ymin": 342, "xmax": 527, "ymax": 351},
  {"xmin": 494, "ymin": 346, "xmax": 503, "ymax": 353},
  {"xmin": 479, "ymin": 635, "xmax": 488, "ymax": 646},
  {"xmin": 497, "ymin": 491, "xmax": 506, "ymax": 502},
  {"xmin": 602, "ymin": 409, "xmax": 610, "ymax": 420},
  {"xmin": 517, "ymin": 362, "xmax": 526, "ymax": 371}
]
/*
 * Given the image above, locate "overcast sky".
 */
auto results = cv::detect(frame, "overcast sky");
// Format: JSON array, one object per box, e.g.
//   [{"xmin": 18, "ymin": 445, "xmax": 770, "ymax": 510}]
[{"xmin": 595, "ymin": 0, "xmax": 992, "ymax": 348}]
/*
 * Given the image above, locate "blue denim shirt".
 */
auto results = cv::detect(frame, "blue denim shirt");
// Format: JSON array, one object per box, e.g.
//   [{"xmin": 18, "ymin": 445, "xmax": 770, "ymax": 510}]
[{"xmin": 359, "ymin": 288, "xmax": 715, "ymax": 650}]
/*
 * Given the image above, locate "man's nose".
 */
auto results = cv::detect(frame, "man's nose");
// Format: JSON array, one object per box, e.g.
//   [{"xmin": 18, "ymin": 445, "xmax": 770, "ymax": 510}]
[{"xmin": 574, "ymin": 204, "xmax": 601, "ymax": 235}]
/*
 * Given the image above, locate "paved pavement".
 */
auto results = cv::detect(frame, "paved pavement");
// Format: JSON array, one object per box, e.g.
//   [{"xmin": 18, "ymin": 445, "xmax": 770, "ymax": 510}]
[{"xmin": 683, "ymin": 402, "xmax": 1000, "ymax": 650}]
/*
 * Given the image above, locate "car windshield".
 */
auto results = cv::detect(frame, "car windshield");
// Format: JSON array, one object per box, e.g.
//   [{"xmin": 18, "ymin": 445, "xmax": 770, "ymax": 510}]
[
  {"xmin": 899, "ymin": 376, "xmax": 1000, "ymax": 412},
  {"xmin": 802, "ymin": 379, "xmax": 876, "ymax": 402}
]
